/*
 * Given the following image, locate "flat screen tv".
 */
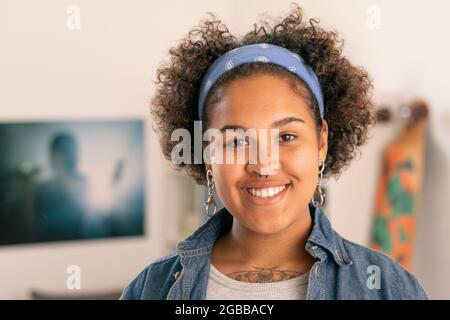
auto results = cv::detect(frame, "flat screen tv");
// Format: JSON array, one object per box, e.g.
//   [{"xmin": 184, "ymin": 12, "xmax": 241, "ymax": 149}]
[{"xmin": 0, "ymin": 119, "xmax": 146, "ymax": 245}]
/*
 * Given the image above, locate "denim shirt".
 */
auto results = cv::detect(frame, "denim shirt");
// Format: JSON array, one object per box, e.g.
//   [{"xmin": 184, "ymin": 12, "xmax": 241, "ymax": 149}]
[{"xmin": 120, "ymin": 204, "xmax": 427, "ymax": 300}]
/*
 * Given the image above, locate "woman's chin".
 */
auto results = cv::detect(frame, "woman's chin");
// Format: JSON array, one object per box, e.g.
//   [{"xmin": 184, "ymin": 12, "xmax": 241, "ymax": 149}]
[{"xmin": 242, "ymin": 215, "xmax": 291, "ymax": 236}]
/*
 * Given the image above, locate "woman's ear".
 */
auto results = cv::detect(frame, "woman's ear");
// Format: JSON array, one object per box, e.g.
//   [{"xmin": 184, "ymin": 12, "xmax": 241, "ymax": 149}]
[{"xmin": 318, "ymin": 119, "xmax": 329, "ymax": 161}]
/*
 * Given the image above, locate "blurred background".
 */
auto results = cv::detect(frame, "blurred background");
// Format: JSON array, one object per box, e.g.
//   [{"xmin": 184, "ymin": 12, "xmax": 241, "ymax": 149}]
[{"xmin": 0, "ymin": 0, "xmax": 449, "ymax": 299}]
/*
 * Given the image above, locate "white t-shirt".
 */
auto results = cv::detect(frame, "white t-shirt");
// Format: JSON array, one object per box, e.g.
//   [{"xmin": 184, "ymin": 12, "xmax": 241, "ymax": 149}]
[{"xmin": 205, "ymin": 264, "xmax": 310, "ymax": 300}]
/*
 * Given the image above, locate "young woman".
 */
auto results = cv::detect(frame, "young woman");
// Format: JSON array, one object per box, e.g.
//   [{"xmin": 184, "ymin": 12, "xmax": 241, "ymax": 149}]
[{"xmin": 120, "ymin": 5, "xmax": 427, "ymax": 300}]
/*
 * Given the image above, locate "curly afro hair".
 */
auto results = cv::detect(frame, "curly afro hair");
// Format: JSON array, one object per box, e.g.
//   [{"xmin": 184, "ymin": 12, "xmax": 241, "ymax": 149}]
[{"xmin": 151, "ymin": 4, "xmax": 376, "ymax": 185}]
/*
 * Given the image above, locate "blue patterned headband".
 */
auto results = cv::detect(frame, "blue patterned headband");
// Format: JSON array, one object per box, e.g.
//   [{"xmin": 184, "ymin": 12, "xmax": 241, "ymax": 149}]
[{"xmin": 198, "ymin": 43, "xmax": 324, "ymax": 120}]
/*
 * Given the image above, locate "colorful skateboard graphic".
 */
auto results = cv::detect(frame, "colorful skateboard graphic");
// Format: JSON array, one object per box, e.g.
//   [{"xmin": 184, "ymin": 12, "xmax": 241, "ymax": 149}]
[{"xmin": 370, "ymin": 102, "xmax": 428, "ymax": 270}]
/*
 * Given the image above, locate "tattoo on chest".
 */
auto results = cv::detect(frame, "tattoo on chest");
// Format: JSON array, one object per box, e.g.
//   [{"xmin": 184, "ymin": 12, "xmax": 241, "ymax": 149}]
[{"xmin": 226, "ymin": 266, "xmax": 303, "ymax": 283}]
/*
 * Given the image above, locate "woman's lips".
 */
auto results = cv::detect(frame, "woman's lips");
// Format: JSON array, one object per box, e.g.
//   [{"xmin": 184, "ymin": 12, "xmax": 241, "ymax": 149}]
[{"xmin": 240, "ymin": 183, "xmax": 291, "ymax": 206}]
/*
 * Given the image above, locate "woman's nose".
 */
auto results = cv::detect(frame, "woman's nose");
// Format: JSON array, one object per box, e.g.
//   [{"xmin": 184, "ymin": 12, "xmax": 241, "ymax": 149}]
[{"xmin": 245, "ymin": 139, "xmax": 280, "ymax": 176}]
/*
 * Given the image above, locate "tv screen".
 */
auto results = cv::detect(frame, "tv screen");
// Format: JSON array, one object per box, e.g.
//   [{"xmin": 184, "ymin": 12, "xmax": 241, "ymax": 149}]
[{"xmin": 0, "ymin": 119, "xmax": 146, "ymax": 245}]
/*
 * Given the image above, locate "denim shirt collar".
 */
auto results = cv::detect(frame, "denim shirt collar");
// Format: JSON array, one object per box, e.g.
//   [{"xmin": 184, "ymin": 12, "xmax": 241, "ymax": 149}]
[{"xmin": 176, "ymin": 204, "xmax": 352, "ymax": 266}]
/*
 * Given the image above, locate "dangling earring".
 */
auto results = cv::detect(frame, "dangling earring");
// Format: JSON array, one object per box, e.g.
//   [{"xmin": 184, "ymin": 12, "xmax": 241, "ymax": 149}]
[
  {"xmin": 204, "ymin": 169, "xmax": 217, "ymax": 217},
  {"xmin": 311, "ymin": 159, "xmax": 326, "ymax": 208}
]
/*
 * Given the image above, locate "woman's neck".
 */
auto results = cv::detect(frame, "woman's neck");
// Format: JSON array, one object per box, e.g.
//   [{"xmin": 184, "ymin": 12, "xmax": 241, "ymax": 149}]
[{"xmin": 211, "ymin": 206, "xmax": 317, "ymax": 279}]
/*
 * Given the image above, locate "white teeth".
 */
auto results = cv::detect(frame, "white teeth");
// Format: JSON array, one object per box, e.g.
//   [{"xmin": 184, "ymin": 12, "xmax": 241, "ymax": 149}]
[{"xmin": 248, "ymin": 185, "xmax": 287, "ymax": 198}]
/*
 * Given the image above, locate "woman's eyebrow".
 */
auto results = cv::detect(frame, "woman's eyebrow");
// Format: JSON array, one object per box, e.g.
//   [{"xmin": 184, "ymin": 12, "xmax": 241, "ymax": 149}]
[
  {"xmin": 219, "ymin": 125, "xmax": 246, "ymax": 132},
  {"xmin": 219, "ymin": 117, "xmax": 305, "ymax": 132},
  {"xmin": 272, "ymin": 116, "xmax": 305, "ymax": 127}
]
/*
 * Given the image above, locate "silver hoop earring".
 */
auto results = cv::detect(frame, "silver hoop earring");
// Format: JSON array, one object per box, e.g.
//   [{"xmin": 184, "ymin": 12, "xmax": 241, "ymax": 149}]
[
  {"xmin": 204, "ymin": 169, "xmax": 217, "ymax": 217},
  {"xmin": 311, "ymin": 159, "xmax": 326, "ymax": 208}
]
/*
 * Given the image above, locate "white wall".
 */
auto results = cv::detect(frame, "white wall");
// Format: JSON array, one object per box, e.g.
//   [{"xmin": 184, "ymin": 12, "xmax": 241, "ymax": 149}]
[
  {"xmin": 1, "ymin": 0, "xmax": 449, "ymax": 299},
  {"xmin": 0, "ymin": 0, "xmax": 232, "ymax": 299},
  {"xmin": 228, "ymin": 0, "xmax": 450, "ymax": 299}
]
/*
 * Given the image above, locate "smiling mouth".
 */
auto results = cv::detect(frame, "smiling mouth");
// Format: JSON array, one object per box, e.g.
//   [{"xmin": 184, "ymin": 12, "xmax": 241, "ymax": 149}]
[{"xmin": 245, "ymin": 184, "xmax": 291, "ymax": 199}]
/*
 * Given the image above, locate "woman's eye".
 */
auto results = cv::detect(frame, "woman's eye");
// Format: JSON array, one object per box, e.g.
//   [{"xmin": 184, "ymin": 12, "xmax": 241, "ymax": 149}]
[
  {"xmin": 227, "ymin": 138, "xmax": 248, "ymax": 148},
  {"xmin": 280, "ymin": 134, "xmax": 296, "ymax": 142}
]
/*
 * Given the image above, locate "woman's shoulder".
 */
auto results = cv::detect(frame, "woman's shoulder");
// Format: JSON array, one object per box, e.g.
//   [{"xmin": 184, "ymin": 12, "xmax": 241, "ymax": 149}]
[
  {"xmin": 119, "ymin": 251, "xmax": 182, "ymax": 300},
  {"xmin": 337, "ymin": 234, "xmax": 427, "ymax": 299},
  {"xmin": 340, "ymin": 235, "xmax": 413, "ymax": 273}
]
